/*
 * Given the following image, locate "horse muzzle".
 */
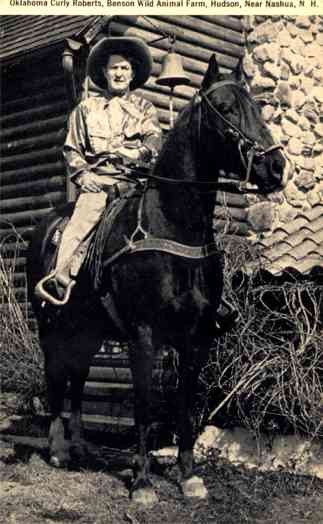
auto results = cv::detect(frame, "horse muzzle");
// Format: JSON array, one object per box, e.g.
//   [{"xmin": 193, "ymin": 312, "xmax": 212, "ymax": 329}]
[{"xmin": 240, "ymin": 143, "xmax": 285, "ymax": 194}]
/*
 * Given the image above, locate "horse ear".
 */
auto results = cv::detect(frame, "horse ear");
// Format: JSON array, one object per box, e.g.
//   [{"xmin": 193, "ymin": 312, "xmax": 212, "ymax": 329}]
[
  {"xmin": 201, "ymin": 54, "xmax": 221, "ymax": 90},
  {"xmin": 234, "ymin": 58, "xmax": 248, "ymax": 87}
]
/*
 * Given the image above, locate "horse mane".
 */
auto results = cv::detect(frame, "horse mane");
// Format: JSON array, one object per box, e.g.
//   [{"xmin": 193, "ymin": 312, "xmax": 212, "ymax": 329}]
[
  {"xmin": 85, "ymin": 185, "xmax": 142, "ymax": 289},
  {"xmin": 153, "ymin": 100, "xmax": 197, "ymax": 179},
  {"xmin": 84, "ymin": 80, "xmax": 257, "ymax": 287},
  {"xmin": 154, "ymin": 79, "xmax": 255, "ymax": 181}
]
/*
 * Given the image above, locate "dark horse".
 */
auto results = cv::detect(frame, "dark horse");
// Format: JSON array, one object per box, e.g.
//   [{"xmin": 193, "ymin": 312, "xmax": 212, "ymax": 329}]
[{"xmin": 27, "ymin": 56, "xmax": 285, "ymax": 504}]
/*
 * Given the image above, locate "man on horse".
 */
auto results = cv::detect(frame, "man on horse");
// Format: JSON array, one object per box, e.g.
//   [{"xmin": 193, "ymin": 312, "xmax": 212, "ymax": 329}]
[
  {"xmin": 35, "ymin": 36, "xmax": 162, "ymax": 305},
  {"xmin": 34, "ymin": 37, "xmax": 237, "ymax": 331}
]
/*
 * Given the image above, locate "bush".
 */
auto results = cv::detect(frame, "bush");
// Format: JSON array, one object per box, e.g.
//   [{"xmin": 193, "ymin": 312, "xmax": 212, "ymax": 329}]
[
  {"xmin": 200, "ymin": 236, "xmax": 323, "ymax": 439},
  {"xmin": 0, "ymin": 238, "xmax": 45, "ymax": 409}
]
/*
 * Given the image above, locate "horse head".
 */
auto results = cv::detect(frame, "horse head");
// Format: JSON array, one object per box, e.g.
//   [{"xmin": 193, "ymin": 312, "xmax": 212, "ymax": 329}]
[{"xmin": 199, "ymin": 55, "xmax": 285, "ymax": 193}]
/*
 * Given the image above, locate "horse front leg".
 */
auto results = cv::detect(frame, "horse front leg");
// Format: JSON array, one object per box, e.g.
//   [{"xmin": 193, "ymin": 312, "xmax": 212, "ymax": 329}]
[
  {"xmin": 177, "ymin": 342, "xmax": 209, "ymax": 500},
  {"xmin": 129, "ymin": 324, "xmax": 158, "ymax": 506}
]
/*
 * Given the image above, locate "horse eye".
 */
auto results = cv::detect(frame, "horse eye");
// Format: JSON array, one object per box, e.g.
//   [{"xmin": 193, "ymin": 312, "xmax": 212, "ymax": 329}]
[{"xmin": 218, "ymin": 102, "xmax": 231, "ymax": 114}]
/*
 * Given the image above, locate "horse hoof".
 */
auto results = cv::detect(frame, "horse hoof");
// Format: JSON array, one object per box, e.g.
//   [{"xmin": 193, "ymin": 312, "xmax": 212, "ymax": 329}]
[
  {"xmin": 49, "ymin": 453, "xmax": 70, "ymax": 468},
  {"xmin": 181, "ymin": 476, "xmax": 208, "ymax": 500},
  {"xmin": 131, "ymin": 487, "xmax": 159, "ymax": 506},
  {"xmin": 50, "ymin": 455, "xmax": 64, "ymax": 468}
]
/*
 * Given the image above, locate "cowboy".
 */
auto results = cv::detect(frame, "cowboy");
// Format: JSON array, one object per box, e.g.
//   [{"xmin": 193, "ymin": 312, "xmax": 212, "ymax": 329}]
[{"xmin": 36, "ymin": 37, "xmax": 162, "ymax": 305}]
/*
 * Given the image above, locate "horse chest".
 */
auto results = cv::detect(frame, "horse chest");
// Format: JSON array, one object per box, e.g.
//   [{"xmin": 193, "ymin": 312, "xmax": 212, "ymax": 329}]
[{"xmin": 162, "ymin": 266, "xmax": 210, "ymax": 314}]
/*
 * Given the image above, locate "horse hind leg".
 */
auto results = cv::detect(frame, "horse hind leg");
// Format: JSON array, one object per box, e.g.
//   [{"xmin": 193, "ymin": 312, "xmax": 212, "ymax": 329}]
[
  {"xmin": 45, "ymin": 347, "xmax": 70, "ymax": 468},
  {"xmin": 68, "ymin": 370, "xmax": 89, "ymax": 463},
  {"xmin": 129, "ymin": 324, "xmax": 158, "ymax": 506},
  {"xmin": 68, "ymin": 328, "xmax": 105, "ymax": 463},
  {"xmin": 44, "ymin": 327, "xmax": 99, "ymax": 468},
  {"xmin": 177, "ymin": 342, "xmax": 209, "ymax": 500}
]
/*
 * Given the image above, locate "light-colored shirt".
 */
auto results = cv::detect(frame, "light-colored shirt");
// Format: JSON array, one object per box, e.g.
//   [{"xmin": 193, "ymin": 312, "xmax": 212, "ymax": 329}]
[{"xmin": 63, "ymin": 92, "xmax": 162, "ymax": 183}]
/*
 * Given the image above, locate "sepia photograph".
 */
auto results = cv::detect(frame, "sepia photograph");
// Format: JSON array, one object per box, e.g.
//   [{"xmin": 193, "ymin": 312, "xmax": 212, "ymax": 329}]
[{"xmin": 1, "ymin": 12, "xmax": 323, "ymax": 522}]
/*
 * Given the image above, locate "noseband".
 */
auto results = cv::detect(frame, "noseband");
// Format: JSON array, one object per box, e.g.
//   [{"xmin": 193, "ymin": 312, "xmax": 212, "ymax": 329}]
[
  {"xmin": 97, "ymin": 81, "xmax": 284, "ymax": 265},
  {"xmin": 116, "ymin": 80, "xmax": 283, "ymax": 192},
  {"xmin": 199, "ymin": 80, "xmax": 283, "ymax": 191}
]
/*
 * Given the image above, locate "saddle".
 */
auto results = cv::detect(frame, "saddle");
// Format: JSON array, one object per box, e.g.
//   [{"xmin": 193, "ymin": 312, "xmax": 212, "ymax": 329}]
[
  {"xmin": 53, "ymin": 181, "xmax": 133, "ymax": 277},
  {"xmin": 36, "ymin": 176, "xmax": 238, "ymax": 333},
  {"xmin": 35, "ymin": 180, "xmax": 139, "ymax": 307}
]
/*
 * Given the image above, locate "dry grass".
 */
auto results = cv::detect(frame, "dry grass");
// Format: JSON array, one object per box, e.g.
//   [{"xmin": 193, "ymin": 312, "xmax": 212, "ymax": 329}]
[
  {"xmin": 200, "ymin": 236, "xmax": 323, "ymax": 439},
  {"xmin": 1, "ymin": 439, "xmax": 323, "ymax": 524},
  {"xmin": 0, "ymin": 236, "xmax": 45, "ymax": 409}
]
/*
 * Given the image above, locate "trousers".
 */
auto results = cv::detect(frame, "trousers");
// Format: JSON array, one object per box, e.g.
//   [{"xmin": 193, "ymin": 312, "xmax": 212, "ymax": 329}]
[{"xmin": 56, "ymin": 191, "xmax": 108, "ymax": 272}]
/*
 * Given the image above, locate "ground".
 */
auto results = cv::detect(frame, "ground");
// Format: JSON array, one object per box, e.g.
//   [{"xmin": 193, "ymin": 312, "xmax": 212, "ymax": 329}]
[{"xmin": 1, "ymin": 393, "xmax": 323, "ymax": 524}]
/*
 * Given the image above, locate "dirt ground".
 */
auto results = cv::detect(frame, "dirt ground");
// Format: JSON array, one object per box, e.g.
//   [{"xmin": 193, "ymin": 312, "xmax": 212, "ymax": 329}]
[{"xmin": 2, "ymin": 393, "xmax": 323, "ymax": 524}]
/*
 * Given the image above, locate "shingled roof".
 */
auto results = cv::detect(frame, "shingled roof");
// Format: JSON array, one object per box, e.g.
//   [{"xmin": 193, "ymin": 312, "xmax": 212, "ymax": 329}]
[
  {"xmin": 213, "ymin": 179, "xmax": 323, "ymax": 278},
  {"xmin": 256, "ymin": 203, "xmax": 323, "ymax": 276},
  {"xmin": 0, "ymin": 15, "xmax": 107, "ymax": 64}
]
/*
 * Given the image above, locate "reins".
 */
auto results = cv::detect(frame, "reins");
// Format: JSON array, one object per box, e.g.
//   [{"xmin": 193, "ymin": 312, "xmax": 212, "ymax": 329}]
[
  {"xmin": 91, "ymin": 80, "xmax": 284, "ymax": 276},
  {"xmin": 118, "ymin": 79, "xmax": 283, "ymax": 193},
  {"xmin": 117, "ymin": 163, "xmax": 243, "ymax": 191}
]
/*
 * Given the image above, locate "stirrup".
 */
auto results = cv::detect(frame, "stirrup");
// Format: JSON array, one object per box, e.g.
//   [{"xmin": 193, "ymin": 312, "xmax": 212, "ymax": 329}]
[{"xmin": 34, "ymin": 270, "xmax": 76, "ymax": 306}]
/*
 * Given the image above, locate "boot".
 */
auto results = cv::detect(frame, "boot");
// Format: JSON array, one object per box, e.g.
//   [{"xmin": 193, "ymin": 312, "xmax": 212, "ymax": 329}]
[
  {"xmin": 34, "ymin": 268, "xmax": 76, "ymax": 306},
  {"xmin": 34, "ymin": 229, "xmax": 95, "ymax": 306}
]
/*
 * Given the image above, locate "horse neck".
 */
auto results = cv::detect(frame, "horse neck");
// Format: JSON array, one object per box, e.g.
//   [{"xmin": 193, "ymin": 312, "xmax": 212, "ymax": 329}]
[{"xmin": 147, "ymin": 124, "xmax": 215, "ymax": 245}]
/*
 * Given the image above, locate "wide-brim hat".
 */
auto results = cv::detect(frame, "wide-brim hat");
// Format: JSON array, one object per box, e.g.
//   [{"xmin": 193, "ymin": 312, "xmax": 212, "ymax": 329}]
[{"xmin": 87, "ymin": 37, "xmax": 153, "ymax": 91}]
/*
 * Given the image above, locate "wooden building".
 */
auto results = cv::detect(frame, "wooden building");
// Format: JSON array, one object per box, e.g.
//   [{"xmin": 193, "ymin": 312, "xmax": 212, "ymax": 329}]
[
  {"xmin": 0, "ymin": 15, "xmax": 245, "ymax": 270},
  {"xmin": 0, "ymin": 15, "xmax": 245, "ymax": 429}
]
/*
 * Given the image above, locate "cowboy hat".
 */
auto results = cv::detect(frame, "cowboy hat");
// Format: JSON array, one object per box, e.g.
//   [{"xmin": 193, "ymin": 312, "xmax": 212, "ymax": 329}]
[{"xmin": 87, "ymin": 37, "xmax": 153, "ymax": 91}]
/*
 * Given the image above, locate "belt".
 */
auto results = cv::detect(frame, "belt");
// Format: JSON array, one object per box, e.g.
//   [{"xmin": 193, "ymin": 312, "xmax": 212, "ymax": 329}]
[{"xmin": 94, "ymin": 165, "xmax": 123, "ymax": 176}]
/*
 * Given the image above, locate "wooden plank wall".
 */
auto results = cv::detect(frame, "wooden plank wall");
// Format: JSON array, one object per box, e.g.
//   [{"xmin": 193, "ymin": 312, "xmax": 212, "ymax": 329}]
[
  {"xmin": 112, "ymin": 16, "xmax": 245, "ymax": 126},
  {"xmin": 1, "ymin": 48, "xmax": 68, "ymax": 310},
  {"xmin": 0, "ymin": 16, "xmax": 246, "ymax": 429}
]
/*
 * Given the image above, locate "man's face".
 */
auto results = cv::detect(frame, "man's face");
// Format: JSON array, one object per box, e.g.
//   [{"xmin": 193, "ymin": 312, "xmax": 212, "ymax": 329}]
[{"xmin": 103, "ymin": 54, "xmax": 134, "ymax": 95}]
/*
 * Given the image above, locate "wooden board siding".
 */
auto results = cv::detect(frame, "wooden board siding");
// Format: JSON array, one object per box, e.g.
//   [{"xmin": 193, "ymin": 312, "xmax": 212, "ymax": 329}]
[
  {"xmin": 64, "ymin": 351, "xmax": 176, "ymax": 431},
  {"xmin": 64, "ymin": 357, "xmax": 136, "ymax": 429},
  {"xmin": 0, "ymin": 15, "xmax": 101, "ymax": 306},
  {"xmin": 0, "ymin": 15, "xmax": 246, "ymax": 429},
  {"xmin": 1, "ymin": 51, "xmax": 68, "ymax": 300},
  {"xmin": 0, "ymin": 14, "xmax": 246, "ymax": 294}
]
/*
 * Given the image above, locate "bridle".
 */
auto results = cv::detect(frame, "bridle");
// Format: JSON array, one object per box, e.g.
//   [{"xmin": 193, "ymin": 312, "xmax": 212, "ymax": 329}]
[
  {"xmin": 109, "ymin": 79, "xmax": 283, "ymax": 193},
  {"xmin": 85, "ymin": 81, "xmax": 285, "ymax": 275},
  {"xmin": 199, "ymin": 80, "xmax": 283, "ymax": 191}
]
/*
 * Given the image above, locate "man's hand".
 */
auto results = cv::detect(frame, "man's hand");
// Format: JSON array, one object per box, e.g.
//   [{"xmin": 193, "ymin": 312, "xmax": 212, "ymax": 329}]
[{"xmin": 77, "ymin": 173, "xmax": 103, "ymax": 193}]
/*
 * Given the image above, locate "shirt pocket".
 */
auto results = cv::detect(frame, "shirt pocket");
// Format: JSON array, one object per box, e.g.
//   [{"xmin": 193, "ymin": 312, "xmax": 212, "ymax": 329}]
[
  {"xmin": 88, "ymin": 132, "xmax": 109, "ymax": 154},
  {"xmin": 124, "ymin": 117, "xmax": 143, "ymax": 139},
  {"xmin": 87, "ymin": 114, "xmax": 111, "ymax": 153}
]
